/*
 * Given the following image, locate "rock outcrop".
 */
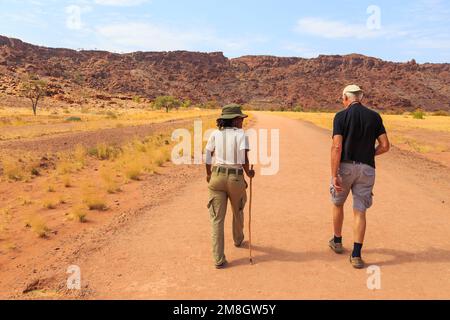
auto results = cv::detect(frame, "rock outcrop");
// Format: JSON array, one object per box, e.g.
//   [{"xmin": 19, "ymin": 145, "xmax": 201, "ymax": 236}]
[{"xmin": 1, "ymin": 35, "xmax": 449, "ymax": 111}]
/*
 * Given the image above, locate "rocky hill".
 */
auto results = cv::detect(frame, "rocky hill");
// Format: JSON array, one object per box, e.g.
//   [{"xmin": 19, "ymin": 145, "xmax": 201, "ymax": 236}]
[{"xmin": 1, "ymin": 35, "xmax": 449, "ymax": 111}]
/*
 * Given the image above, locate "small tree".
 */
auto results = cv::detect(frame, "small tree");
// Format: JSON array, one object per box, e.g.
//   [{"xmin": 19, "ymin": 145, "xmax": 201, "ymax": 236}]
[
  {"xmin": 21, "ymin": 76, "xmax": 47, "ymax": 116},
  {"xmin": 153, "ymin": 96, "xmax": 181, "ymax": 113},
  {"xmin": 181, "ymin": 99, "xmax": 192, "ymax": 109}
]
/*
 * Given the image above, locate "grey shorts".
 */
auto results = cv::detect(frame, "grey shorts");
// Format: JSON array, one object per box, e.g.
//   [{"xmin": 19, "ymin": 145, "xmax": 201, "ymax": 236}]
[{"xmin": 330, "ymin": 162, "xmax": 376, "ymax": 213}]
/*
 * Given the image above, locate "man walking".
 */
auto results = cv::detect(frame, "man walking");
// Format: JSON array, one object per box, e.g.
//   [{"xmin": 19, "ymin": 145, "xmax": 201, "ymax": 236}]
[
  {"xmin": 329, "ymin": 85, "xmax": 390, "ymax": 269},
  {"xmin": 205, "ymin": 104, "xmax": 255, "ymax": 269}
]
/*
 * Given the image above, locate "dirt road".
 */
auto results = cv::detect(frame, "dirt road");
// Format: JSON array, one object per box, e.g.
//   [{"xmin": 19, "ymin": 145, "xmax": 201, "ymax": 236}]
[{"xmin": 54, "ymin": 113, "xmax": 450, "ymax": 299}]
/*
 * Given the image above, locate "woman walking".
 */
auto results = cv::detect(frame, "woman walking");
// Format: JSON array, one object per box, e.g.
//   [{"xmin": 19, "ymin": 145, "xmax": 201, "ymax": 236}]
[{"xmin": 205, "ymin": 104, "xmax": 255, "ymax": 269}]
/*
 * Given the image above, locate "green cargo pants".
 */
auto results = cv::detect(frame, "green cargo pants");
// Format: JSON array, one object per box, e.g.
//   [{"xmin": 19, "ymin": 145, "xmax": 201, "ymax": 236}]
[{"xmin": 207, "ymin": 167, "xmax": 247, "ymax": 266}]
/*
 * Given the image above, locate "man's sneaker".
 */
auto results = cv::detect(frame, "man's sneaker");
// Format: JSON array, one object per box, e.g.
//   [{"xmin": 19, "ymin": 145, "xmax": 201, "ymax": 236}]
[
  {"xmin": 215, "ymin": 260, "xmax": 228, "ymax": 269},
  {"xmin": 329, "ymin": 238, "xmax": 344, "ymax": 254},
  {"xmin": 349, "ymin": 256, "xmax": 365, "ymax": 269}
]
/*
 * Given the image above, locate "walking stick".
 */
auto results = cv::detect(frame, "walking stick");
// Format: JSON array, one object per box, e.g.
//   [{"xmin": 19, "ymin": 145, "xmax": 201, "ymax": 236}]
[{"xmin": 249, "ymin": 165, "xmax": 254, "ymax": 265}]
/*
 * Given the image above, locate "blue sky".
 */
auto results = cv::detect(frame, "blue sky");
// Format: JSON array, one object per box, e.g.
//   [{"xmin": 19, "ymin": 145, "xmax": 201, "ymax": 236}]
[{"xmin": 1, "ymin": 0, "xmax": 449, "ymax": 63}]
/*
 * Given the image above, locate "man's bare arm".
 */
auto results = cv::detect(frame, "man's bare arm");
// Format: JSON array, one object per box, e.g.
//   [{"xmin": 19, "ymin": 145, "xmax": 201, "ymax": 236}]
[
  {"xmin": 331, "ymin": 135, "xmax": 343, "ymax": 178},
  {"xmin": 375, "ymin": 134, "xmax": 390, "ymax": 156},
  {"xmin": 331, "ymin": 135, "xmax": 343, "ymax": 192}
]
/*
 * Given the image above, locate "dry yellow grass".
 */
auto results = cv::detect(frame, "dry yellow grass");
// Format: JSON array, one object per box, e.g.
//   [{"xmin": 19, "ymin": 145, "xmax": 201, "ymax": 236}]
[
  {"xmin": 82, "ymin": 184, "xmax": 108, "ymax": 211},
  {"xmin": 0, "ymin": 106, "xmax": 219, "ymax": 247},
  {"xmin": 382, "ymin": 114, "xmax": 450, "ymax": 133},
  {"xmin": 1, "ymin": 157, "xmax": 26, "ymax": 181},
  {"xmin": 84, "ymin": 196, "xmax": 108, "ymax": 211},
  {"xmin": 56, "ymin": 157, "xmax": 76, "ymax": 176},
  {"xmin": 121, "ymin": 153, "xmax": 147, "ymax": 181},
  {"xmin": 42, "ymin": 198, "xmax": 58, "ymax": 210},
  {"xmin": 68, "ymin": 206, "xmax": 88, "ymax": 223},
  {"xmin": 25, "ymin": 215, "xmax": 49, "ymax": 238},
  {"xmin": 89, "ymin": 143, "xmax": 119, "ymax": 160},
  {"xmin": 0, "ymin": 106, "xmax": 218, "ymax": 140},
  {"xmin": 270, "ymin": 111, "xmax": 450, "ymax": 155},
  {"xmin": 0, "ymin": 154, "xmax": 40, "ymax": 182},
  {"xmin": 74, "ymin": 144, "xmax": 87, "ymax": 168},
  {"xmin": 100, "ymin": 166, "xmax": 122, "ymax": 194},
  {"xmin": 270, "ymin": 111, "xmax": 450, "ymax": 131},
  {"xmin": 62, "ymin": 174, "xmax": 73, "ymax": 188}
]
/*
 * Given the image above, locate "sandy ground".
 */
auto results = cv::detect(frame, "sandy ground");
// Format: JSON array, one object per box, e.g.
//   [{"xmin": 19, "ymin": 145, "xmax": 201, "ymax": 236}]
[
  {"xmin": 74, "ymin": 113, "xmax": 450, "ymax": 299},
  {"xmin": 2, "ymin": 112, "xmax": 450, "ymax": 299}
]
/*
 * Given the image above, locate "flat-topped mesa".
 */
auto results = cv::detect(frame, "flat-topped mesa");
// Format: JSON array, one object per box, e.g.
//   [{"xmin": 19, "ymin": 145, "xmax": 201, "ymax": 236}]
[
  {"xmin": 125, "ymin": 51, "xmax": 228, "ymax": 65},
  {"xmin": 0, "ymin": 35, "xmax": 449, "ymax": 111},
  {"xmin": 232, "ymin": 55, "xmax": 303, "ymax": 69}
]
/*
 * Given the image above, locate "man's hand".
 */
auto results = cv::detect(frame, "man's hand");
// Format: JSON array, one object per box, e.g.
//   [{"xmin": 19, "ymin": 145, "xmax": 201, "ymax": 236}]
[
  {"xmin": 332, "ymin": 176, "xmax": 343, "ymax": 193},
  {"xmin": 206, "ymin": 174, "xmax": 212, "ymax": 183},
  {"xmin": 247, "ymin": 169, "xmax": 255, "ymax": 179},
  {"xmin": 375, "ymin": 134, "xmax": 390, "ymax": 156}
]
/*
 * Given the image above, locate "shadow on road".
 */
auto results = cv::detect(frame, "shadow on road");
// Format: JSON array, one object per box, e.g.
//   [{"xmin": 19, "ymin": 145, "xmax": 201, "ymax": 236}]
[
  {"xmin": 227, "ymin": 243, "xmax": 450, "ymax": 269},
  {"xmin": 364, "ymin": 247, "xmax": 450, "ymax": 267}
]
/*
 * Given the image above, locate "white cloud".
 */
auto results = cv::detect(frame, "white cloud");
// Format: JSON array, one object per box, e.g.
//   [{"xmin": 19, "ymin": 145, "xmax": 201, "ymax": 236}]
[
  {"xmin": 295, "ymin": 17, "xmax": 386, "ymax": 39},
  {"xmin": 96, "ymin": 22, "xmax": 211, "ymax": 51},
  {"xmin": 65, "ymin": 5, "xmax": 83, "ymax": 30},
  {"xmin": 95, "ymin": 22, "xmax": 264, "ymax": 55},
  {"xmin": 65, "ymin": 5, "xmax": 92, "ymax": 31},
  {"xmin": 94, "ymin": 0, "xmax": 149, "ymax": 6}
]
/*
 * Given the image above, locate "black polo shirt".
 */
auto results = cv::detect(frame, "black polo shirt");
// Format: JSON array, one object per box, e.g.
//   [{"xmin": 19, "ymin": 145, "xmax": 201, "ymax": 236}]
[{"xmin": 332, "ymin": 102, "xmax": 386, "ymax": 168}]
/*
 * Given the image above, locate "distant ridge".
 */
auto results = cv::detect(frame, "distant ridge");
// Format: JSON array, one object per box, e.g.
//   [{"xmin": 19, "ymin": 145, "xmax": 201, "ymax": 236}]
[{"xmin": 1, "ymin": 35, "xmax": 449, "ymax": 111}]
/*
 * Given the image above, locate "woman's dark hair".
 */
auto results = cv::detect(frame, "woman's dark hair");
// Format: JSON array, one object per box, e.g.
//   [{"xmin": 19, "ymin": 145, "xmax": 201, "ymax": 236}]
[{"xmin": 217, "ymin": 118, "xmax": 235, "ymax": 130}]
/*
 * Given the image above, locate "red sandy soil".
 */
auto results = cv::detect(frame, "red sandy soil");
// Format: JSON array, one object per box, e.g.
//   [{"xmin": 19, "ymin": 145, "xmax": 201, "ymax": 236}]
[{"xmin": 1, "ymin": 113, "xmax": 449, "ymax": 299}]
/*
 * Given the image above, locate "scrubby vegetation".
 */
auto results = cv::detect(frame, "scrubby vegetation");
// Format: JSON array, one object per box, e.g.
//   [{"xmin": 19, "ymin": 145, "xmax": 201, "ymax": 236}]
[
  {"xmin": 412, "ymin": 109, "xmax": 425, "ymax": 119},
  {"xmin": 25, "ymin": 215, "xmax": 49, "ymax": 238},
  {"xmin": 0, "ymin": 104, "xmax": 217, "ymax": 246},
  {"xmin": 68, "ymin": 206, "xmax": 88, "ymax": 223}
]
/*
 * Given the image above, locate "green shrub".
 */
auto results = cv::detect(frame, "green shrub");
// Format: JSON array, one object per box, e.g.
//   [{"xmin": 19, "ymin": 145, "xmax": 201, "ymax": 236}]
[
  {"xmin": 293, "ymin": 105, "xmax": 303, "ymax": 112},
  {"xmin": 412, "ymin": 109, "xmax": 425, "ymax": 119},
  {"xmin": 66, "ymin": 116, "xmax": 82, "ymax": 122}
]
